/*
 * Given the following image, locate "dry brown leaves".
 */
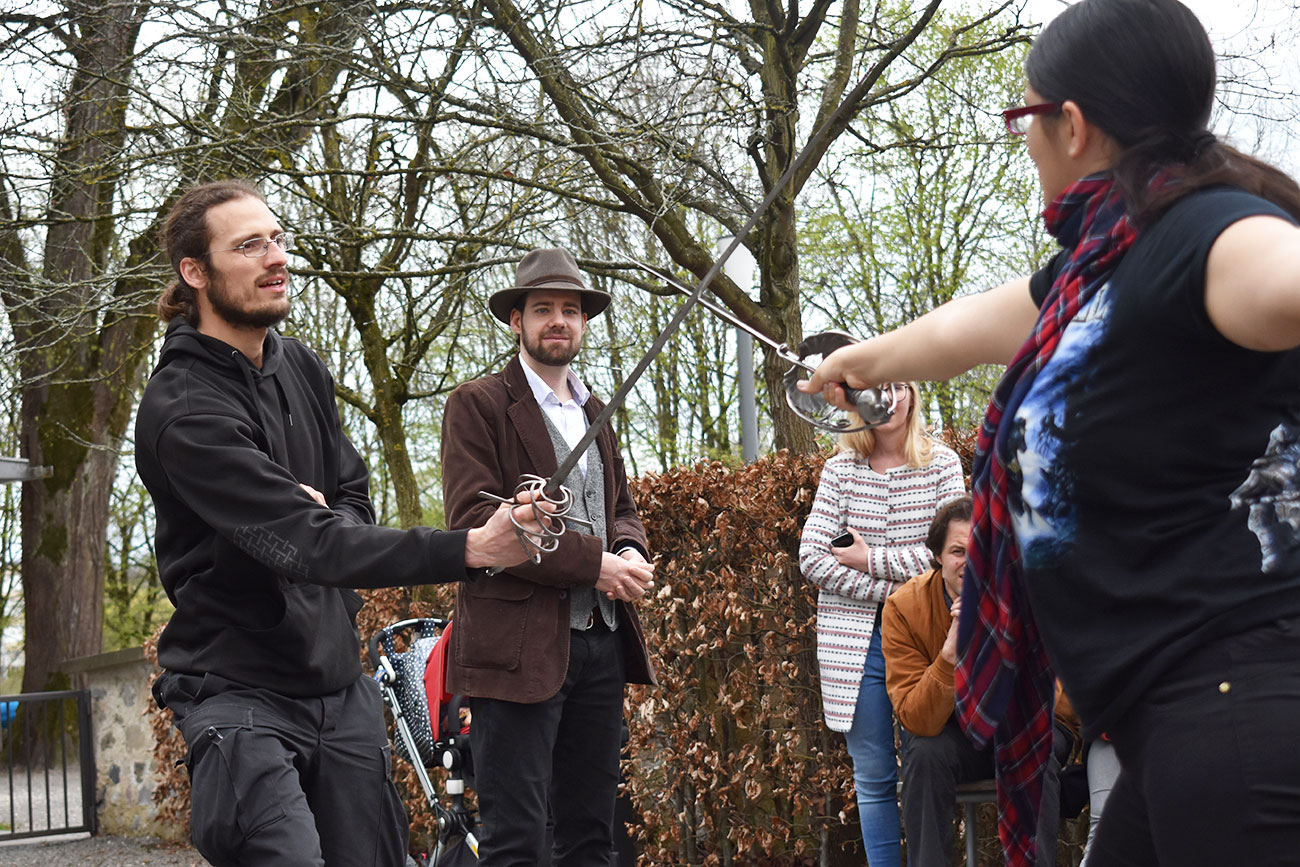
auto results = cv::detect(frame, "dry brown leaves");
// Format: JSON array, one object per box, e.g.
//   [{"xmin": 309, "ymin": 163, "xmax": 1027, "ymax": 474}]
[
  {"xmin": 140, "ymin": 432, "xmax": 982, "ymax": 864},
  {"xmin": 625, "ymin": 450, "xmax": 853, "ymax": 866}
]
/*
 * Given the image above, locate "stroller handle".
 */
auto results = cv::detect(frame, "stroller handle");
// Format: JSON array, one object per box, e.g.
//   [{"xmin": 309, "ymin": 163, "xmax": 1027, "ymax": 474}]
[{"xmin": 366, "ymin": 616, "xmax": 450, "ymax": 669}]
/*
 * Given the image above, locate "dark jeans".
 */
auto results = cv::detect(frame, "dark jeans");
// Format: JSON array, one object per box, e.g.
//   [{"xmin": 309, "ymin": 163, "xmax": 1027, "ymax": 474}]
[
  {"xmin": 470, "ymin": 626, "xmax": 627, "ymax": 867},
  {"xmin": 1089, "ymin": 615, "xmax": 1300, "ymax": 867},
  {"xmin": 156, "ymin": 671, "xmax": 408, "ymax": 867},
  {"xmin": 901, "ymin": 716, "xmax": 1067, "ymax": 867}
]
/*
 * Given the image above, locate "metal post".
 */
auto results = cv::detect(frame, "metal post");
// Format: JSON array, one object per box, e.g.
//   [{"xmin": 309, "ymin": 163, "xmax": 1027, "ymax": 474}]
[
  {"xmin": 736, "ymin": 332, "xmax": 757, "ymax": 463},
  {"xmin": 78, "ymin": 690, "xmax": 96, "ymax": 835},
  {"xmin": 717, "ymin": 236, "xmax": 759, "ymax": 463}
]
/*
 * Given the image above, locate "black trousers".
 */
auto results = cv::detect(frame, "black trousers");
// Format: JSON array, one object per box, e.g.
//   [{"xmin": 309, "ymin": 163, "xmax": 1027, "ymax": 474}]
[
  {"xmin": 157, "ymin": 671, "xmax": 408, "ymax": 867},
  {"xmin": 469, "ymin": 627, "xmax": 627, "ymax": 867},
  {"xmin": 1089, "ymin": 615, "xmax": 1300, "ymax": 867},
  {"xmin": 900, "ymin": 716, "xmax": 1067, "ymax": 867}
]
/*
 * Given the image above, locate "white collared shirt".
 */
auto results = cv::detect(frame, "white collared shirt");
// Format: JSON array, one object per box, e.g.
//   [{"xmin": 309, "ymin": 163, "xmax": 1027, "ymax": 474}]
[{"xmin": 520, "ymin": 358, "xmax": 590, "ymax": 475}]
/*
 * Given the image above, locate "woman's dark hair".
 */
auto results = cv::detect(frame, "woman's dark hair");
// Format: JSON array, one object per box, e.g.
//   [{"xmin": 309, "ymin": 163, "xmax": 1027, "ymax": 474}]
[
  {"xmin": 157, "ymin": 179, "xmax": 264, "ymax": 325},
  {"xmin": 926, "ymin": 495, "xmax": 973, "ymax": 566},
  {"xmin": 1027, "ymin": 0, "xmax": 1300, "ymax": 223}
]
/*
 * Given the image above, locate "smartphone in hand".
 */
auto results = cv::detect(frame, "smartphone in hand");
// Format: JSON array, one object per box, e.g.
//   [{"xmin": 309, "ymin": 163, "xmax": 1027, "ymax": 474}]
[{"xmin": 831, "ymin": 530, "xmax": 854, "ymax": 548}]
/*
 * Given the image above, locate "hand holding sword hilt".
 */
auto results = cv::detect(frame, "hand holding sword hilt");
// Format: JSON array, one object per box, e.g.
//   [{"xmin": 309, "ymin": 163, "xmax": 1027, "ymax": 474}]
[
  {"xmin": 476, "ymin": 474, "xmax": 595, "ymax": 575},
  {"xmin": 781, "ymin": 331, "xmax": 899, "ymax": 433}
]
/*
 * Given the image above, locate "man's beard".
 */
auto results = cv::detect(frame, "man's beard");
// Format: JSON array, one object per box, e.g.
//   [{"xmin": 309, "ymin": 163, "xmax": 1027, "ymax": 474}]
[
  {"xmin": 207, "ymin": 269, "xmax": 290, "ymax": 330},
  {"xmin": 522, "ymin": 328, "xmax": 580, "ymax": 367}
]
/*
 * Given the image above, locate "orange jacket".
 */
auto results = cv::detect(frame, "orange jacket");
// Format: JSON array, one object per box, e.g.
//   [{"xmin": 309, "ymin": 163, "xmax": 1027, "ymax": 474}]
[{"xmin": 882, "ymin": 568, "xmax": 1078, "ymax": 738}]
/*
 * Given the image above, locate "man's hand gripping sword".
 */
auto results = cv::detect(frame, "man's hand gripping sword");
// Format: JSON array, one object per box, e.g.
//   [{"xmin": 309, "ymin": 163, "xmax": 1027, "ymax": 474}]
[{"xmin": 476, "ymin": 475, "xmax": 591, "ymax": 571}]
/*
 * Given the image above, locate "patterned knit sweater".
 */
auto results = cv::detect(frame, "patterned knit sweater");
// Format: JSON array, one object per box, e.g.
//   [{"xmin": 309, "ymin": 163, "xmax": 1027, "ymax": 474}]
[{"xmin": 799, "ymin": 445, "xmax": 965, "ymax": 731}]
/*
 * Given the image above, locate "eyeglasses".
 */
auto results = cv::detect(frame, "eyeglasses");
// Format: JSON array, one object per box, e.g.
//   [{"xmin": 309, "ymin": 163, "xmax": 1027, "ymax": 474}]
[
  {"xmin": 213, "ymin": 232, "xmax": 294, "ymax": 258},
  {"xmin": 1002, "ymin": 102, "xmax": 1061, "ymax": 135},
  {"xmin": 876, "ymin": 382, "xmax": 911, "ymax": 414}
]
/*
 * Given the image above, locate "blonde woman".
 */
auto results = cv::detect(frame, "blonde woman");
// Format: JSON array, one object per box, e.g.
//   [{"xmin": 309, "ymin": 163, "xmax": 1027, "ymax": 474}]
[{"xmin": 799, "ymin": 381, "xmax": 965, "ymax": 865}]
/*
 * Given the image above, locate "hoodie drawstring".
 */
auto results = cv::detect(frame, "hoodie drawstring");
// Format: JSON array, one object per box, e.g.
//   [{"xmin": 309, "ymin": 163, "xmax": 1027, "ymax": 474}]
[
  {"xmin": 274, "ymin": 377, "xmax": 294, "ymax": 429},
  {"xmin": 234, "ymin": 350, "xmax": 278, "ymax": 465}
]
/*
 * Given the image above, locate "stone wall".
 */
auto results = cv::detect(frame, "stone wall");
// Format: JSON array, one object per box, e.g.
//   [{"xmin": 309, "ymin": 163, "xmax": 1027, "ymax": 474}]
[{"xmin": 64, "ymin": 646, "xmax": 180, "ymax": 840}]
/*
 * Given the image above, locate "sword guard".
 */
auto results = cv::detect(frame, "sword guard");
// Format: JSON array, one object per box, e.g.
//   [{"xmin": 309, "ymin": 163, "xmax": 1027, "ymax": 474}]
[
  {"xmin": 782, "ymin": 331, "xmax": 898, "ymax": 433},
  {"xmin": 477, "ymin": 475, "xmax": 588, "ymax": 574}
]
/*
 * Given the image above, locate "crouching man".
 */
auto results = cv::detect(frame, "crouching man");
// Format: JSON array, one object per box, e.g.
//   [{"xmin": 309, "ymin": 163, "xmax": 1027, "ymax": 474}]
[{"xmin": 881, "ymin": 496, "xmax": 1077, "ymax": 866}]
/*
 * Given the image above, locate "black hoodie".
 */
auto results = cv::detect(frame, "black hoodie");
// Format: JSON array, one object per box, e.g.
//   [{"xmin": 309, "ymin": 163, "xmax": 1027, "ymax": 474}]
[{"xmin": 136, "ymin": 321, "xmax": 468, "ymax": 697}]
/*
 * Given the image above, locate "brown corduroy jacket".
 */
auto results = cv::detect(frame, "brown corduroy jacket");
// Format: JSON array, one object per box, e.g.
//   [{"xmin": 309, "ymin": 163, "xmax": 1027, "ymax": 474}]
[{"xmin": 439, "ymin": 356, "xmax": 655, "ymax": 702}]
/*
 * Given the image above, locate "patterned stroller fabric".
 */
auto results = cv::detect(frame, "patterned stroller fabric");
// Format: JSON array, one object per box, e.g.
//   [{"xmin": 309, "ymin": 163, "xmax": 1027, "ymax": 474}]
[{"xmin": 375, "ymin": 620, "xmax": 443, "ymax": 767}]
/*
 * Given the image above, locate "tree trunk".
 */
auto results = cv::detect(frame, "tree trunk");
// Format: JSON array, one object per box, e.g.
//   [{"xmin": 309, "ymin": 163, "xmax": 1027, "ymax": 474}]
[
  {"xmin": 760, "ymin": 334, "xmax": 817, "ymax": 455},
  {"xmin": 19, "ymin": 407, "xmax": 118, "ymax": 691},
  {"xmin": 16, "ymin": 0, "xmax": 153, "ymax": 692},
  {"xmin": 372, "ymin": 387, "xmax": 424, "ymax": 529},
  {"xmin": 753, "ymin": 17, "xmax": 816, "ymax": 456}
]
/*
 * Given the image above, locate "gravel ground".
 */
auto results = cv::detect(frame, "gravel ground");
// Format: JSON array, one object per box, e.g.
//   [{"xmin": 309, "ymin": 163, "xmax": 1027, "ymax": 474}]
[{"xmin": 0, "ymin": 832, "xmax": 209, "ymax": 866}]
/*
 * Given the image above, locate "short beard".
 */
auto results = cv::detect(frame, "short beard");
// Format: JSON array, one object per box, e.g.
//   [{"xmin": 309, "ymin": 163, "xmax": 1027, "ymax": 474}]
[
  {"xmin": 522, "ymin": 331, "xmax": 580, "ymax": 367},
  {"xmin": 206, "ymin": 270, "xmax": 289, "ymax": 330}
]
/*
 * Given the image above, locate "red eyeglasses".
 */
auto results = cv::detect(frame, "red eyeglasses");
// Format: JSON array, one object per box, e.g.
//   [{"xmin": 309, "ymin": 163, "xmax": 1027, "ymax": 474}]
[{"xmin": 1002, "ymin": 102, "xmax": 1062, "ymax": 135}]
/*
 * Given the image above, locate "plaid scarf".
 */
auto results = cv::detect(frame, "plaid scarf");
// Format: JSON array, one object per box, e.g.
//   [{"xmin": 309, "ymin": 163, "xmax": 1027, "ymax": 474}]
[{"xmin": 954, "ymin": 172, "xmax": 1141, "ymax": 867}]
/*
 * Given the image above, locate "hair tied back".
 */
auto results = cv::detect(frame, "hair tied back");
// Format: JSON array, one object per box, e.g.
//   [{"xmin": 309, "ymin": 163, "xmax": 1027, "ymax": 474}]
[{"xmin": 1188, "ymin": 130, "xmax": 1217, "ymax": 159}]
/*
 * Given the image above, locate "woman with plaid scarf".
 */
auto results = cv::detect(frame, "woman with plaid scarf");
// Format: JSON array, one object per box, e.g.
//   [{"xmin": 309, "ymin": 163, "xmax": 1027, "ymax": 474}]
[{"xmin": 802, "ymin": 1, "xmax": 1300, "ymax": 865}]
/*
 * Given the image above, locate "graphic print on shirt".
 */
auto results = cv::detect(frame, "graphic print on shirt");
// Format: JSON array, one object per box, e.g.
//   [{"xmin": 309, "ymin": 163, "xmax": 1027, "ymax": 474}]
[
  {"xmin": 1010, "ymin": 283, "xmax": 1114, "ymax": 571},
  {"xmin": 1228, "ymin": 420, "xmax": 1300, "ymax": 572}
]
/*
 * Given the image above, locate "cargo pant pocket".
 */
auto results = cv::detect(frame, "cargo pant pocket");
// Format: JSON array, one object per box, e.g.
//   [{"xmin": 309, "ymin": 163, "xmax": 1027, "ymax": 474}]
[{"xmin": 181, "ymin": 709, "xmax": 289, "ymax": 866}]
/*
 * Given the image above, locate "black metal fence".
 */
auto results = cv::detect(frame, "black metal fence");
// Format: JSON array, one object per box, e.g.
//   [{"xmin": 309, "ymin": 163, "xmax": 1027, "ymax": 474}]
[{"xmin": 0, "ymin": 689, "xmax": 96, "ymax": 841}]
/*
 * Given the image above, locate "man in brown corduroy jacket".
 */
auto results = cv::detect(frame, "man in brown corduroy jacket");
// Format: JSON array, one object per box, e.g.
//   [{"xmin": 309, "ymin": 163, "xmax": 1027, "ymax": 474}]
[{"xmin": 440, "ymin": 248, "xmax": 656, "ymax": 867}]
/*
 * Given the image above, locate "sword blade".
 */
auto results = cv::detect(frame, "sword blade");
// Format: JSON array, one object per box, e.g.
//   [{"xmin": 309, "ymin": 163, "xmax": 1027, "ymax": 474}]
[
  {"xmin": 601, "ymin": 248, "xmax": 816, "ymax": 374},
  {"xmin": 544, "ymin": 72, "xmax": 865, "ymax": 495}
]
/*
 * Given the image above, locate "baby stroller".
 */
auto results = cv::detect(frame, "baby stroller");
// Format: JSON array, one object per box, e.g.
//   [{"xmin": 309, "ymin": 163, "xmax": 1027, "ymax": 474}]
[{"xmin": 369, "ymin": 617, "xmax": 478, "ymax": 866}]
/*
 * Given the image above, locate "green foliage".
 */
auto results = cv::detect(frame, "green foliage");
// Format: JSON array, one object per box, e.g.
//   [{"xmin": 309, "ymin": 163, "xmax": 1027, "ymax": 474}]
[
  {"xmin": 800, "ymin": 7, "xmax": 1051, "ymax": 430},
  {"xmin": 591, "ymin": 278, "xmax": 756, "ymax": 475},
  {"xmin": 103, "ymin": 475, "xmax": 173, "ymax": 652}
]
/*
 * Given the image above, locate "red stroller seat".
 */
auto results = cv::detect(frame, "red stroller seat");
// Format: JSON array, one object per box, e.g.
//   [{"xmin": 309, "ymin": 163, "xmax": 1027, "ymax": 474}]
[{"xmin": 423, "ymin": 622, "xmax": 471, "ymax": 751}]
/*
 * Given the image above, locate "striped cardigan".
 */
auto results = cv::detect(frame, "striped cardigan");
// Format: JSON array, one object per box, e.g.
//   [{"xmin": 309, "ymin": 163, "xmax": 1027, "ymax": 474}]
[{"xmin": 799, "ymin": 445, "xmax": 965, "ymax": 731}]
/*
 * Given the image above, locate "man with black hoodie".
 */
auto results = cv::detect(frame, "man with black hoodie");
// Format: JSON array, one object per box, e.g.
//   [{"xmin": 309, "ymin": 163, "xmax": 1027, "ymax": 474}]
[{"xmin": 135, "ymin": 179, "xmax": 542, "ymax": 867}]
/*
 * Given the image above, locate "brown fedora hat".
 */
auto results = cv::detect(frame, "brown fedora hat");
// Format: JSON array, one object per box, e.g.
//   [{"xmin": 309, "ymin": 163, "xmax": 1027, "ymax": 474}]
[{"xmin": 488, "ymin": 248, "xmax": 612, "ymax": 324}]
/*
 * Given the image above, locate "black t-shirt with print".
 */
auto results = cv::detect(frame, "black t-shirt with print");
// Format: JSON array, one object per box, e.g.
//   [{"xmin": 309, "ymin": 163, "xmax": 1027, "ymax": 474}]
[{"xmin": 1013, "ymin": 187, "xmax": 1300, "ymax": 737}]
